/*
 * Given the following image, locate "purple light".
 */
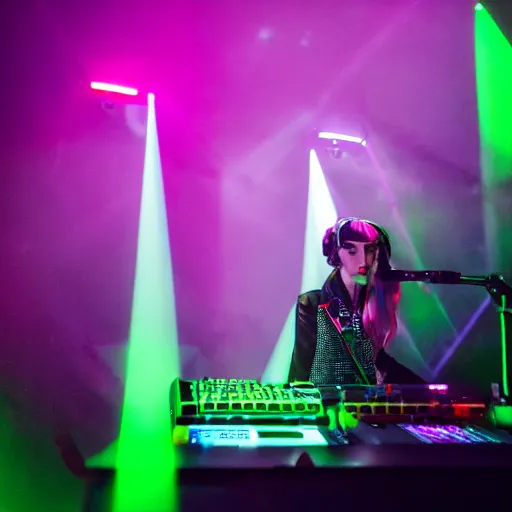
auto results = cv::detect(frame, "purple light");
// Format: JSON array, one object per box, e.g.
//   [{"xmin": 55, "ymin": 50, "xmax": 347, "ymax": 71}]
[
  {"xmin": 90, "ymin": 82, "xmax": 139, "ymax": 96},
  {"xmin": 433, "ymin": 297, "xmax": 491, "ymax": 378},
  {"xmin": 400, "ymin": 424, "xmax": 498, "ymax": 444}
]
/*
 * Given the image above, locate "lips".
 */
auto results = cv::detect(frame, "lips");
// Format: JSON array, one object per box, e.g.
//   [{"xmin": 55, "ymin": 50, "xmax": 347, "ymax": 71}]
[{"xmin": 358, "ymin": 266, "xmax": 368, "ymax": 275}]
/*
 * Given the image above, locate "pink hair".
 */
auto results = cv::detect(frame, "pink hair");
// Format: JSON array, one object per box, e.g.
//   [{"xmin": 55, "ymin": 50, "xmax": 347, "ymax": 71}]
[
  {"xmin": 344, "ymin": 220, "xmax": 401, "ymax": 353},
  {"xmin": 363, "ymin": 280, "xmax": 401, "ymax": 354},
  {"xmin": 345, "ymin": 219, "xmax": 380, "ymax": 243}
]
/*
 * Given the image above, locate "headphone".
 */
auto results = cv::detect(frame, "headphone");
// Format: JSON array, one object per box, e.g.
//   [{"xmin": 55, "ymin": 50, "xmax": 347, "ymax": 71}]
[{"xmin": 322, "ymin": 217, "xmax": 392, "ymax": 267}]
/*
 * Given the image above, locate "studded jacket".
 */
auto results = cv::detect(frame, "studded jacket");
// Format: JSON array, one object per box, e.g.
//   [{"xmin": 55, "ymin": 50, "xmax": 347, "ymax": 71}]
[{"xmin": 288, "ymin": 270, "xmax": 425, "ymax": 385}]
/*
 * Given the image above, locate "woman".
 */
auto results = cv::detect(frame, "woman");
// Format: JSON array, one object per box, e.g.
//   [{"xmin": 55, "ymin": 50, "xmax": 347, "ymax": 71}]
[{"xmin": 288, "ymin": 217, "xmax": 424, "ymax": 385}]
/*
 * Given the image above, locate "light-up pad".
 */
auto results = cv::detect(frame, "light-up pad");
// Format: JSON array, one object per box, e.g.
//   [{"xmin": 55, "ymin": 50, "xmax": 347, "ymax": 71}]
[{"xmin": 399, "ymin": 424, "xmax": 502, "ymax": 444}]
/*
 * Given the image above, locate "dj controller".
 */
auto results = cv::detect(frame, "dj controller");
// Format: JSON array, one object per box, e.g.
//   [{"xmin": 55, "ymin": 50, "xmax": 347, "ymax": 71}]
[
  {"xmin": 83, "ymin": 379, "xmax": 512, "ymax": 511},
  {"xmin": 170, "ymin": 377, "xmax": 511, "ymax": 447}
]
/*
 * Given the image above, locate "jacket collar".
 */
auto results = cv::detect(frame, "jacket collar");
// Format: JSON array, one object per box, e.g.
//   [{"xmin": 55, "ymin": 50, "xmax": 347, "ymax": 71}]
[{"xmin": 320, "ymin": 269, "xmax": 366, "ymax": 313}]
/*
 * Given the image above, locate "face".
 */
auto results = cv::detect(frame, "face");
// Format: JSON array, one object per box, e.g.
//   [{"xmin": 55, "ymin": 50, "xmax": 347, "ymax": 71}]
[{"xmin": 338, "ymin": 240, "xmax": 378, "ymax": 285}]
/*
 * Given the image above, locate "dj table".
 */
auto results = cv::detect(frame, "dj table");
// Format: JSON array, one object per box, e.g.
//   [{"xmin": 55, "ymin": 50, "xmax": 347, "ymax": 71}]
[
  {"xmin": 83, "ymin": 443, "xmax": 512, "ymax": 511},
  {"xmin": 82, "ymin": 379, "xmax": 512, "ymax": 511}
]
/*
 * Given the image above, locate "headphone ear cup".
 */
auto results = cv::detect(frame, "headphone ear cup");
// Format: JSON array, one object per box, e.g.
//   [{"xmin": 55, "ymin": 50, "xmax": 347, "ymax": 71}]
[
  {"xmin": 381, "ymin": 234, "xmax": 392, "ymax": 259},
  {"xmin": 323, "ymin": 229, "xmax": 340, "ymax": 267},
  {"xmin": 367, "ymin": 221, "xmax": 391, "ymax": 259},
  {"xmin": 322, "ymin": 228, "xmax": 335, "ymax": 257}
]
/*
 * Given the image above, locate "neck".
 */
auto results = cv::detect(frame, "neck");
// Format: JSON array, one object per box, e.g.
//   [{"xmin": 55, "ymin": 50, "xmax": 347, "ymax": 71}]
[{"xmin": 340, "ymin": 268, "xmax": 359, "ymax": 304}]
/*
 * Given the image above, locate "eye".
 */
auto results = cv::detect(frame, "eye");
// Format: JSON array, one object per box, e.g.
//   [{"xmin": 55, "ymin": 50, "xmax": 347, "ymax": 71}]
[{"xmin": 342, "ymin": 245, "xmax": 356, "ymax": 255}]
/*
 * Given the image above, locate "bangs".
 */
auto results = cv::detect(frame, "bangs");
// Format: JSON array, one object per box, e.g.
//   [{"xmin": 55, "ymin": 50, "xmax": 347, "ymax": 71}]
[{"xmin": 338, "ymin": 219, "xmax": 380, "ymax": 244}]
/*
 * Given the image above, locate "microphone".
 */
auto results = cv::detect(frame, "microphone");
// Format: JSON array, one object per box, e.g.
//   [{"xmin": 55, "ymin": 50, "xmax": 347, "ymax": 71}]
[{"xmin": 381, "ymin": 269, "xmax": 462, "ymax": 284}]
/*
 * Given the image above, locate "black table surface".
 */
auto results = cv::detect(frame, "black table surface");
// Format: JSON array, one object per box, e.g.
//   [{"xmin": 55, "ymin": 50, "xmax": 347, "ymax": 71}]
[{"xmin": 86, "ymin": 442, "xmax": 512, "ymax": 472}]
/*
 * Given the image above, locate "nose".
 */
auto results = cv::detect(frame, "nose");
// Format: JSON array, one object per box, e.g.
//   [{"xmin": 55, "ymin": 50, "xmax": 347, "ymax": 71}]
[
  {"xmin": 357, "ymin": 253, "xmax": 369, "ymax": 268},
  {"xmin": 357, "ymin": 253, "xmax": 369, "ymax": 274},
  {"xmin": 357, "ymin": 253, "xmax": 373, "ymax": 274}
]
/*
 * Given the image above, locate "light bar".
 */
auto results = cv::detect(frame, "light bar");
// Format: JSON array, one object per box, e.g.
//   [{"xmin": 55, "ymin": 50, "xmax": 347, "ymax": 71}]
[
  {"xmin": 90, "ymin": 82, "xmax": 139, "ymax": 96},
  {"xmin": 317, "ymin": 132, "xmax": 366, "ymax": 145},
  {"xmin": 428, "ymin": 384, "xmax": 448, "ymax": 391}
]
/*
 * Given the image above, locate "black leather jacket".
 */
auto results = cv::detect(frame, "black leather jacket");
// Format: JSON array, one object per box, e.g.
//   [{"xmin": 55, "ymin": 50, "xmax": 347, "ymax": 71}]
[{"xmin": 288, "ymin": 274, "xmax": 425, "ymax": 385}]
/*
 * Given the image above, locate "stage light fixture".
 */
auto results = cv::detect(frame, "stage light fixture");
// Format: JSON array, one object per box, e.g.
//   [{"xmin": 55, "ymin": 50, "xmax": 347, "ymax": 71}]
[
  {"xmin": 90, "ymin": 82, "xmax": 139, "ymax": 96},
  {"xmin": 316, "ymin": 131, "xmax": 367, "ymax": 159},
  {"xmin": 317, "ymin": 131, "xmax": 366, "ymax": 145}
]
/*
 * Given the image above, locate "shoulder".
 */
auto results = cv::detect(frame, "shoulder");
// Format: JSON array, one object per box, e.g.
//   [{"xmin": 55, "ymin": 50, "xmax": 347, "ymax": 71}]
[{"xmin": 297, "ymin": 290, "xmax": 322, "ymax": 310}]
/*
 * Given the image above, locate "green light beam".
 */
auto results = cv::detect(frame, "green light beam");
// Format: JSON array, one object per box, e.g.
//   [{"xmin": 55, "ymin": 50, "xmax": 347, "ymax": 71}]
[
  {"xmin": 475, "ymin": 4, "xmax": 512, "ymax": 396},
  {"xmin": 113, "ymin": 93, "xmax": 180, "ymax": 511},
  {"xmin": 475, "ymin": 3, "xmax": 512, "ymax": 273}
]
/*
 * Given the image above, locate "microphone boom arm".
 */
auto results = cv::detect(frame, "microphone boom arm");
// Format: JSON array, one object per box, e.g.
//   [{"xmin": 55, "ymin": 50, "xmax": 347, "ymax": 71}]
[
  {"xmin": 388, "ymin": 268, "xmax": 512, "ymax": 301},
  {"xmin": 397, "ymin": 269, "xmax": 511, "ymax": 400}
]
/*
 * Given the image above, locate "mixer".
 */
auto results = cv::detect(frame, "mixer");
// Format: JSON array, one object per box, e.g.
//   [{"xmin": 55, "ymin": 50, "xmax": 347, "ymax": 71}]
[
  {"xmin": 170, "ymin": 378, "xmax": 511, "ymax": 447},
  {"xmin": 322, "ymin": 382, "xmax": 488, "ymax": 422},
  {"xmin": 171, "ymin": 378, "xmax": 325, "ymax": 421},
  {"xmin": 170, "ymin": 378, "xmax": 330, "ymax": 447}
]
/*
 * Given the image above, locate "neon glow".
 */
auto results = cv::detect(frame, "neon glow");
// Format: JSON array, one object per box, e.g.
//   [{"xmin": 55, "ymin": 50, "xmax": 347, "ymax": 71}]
[
  {"xmin": 188, "ymin": 426, "xmax": 328, "ymax": 447},
  {"xmin": 90, "ymin": 81, "xmax": 139, "ymax": 96},
  {"xmin": 399, "ymin": 424, "xmax": 500, "ymax": 444}
]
